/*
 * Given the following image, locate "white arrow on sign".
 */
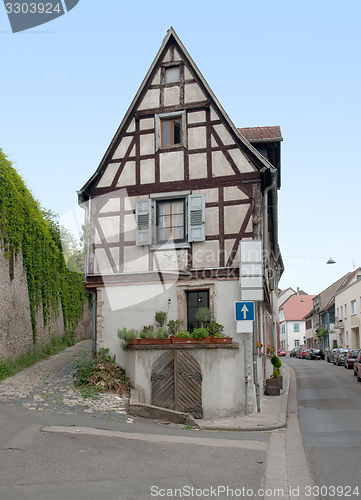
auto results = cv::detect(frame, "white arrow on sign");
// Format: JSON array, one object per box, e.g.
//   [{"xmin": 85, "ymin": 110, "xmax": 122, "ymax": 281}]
[{"xmin": 241, "ymin": 304, "xmax": 249, "ymax": 319}]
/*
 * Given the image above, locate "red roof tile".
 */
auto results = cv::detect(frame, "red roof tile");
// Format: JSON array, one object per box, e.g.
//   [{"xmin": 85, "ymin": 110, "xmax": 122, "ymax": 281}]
[
  {"xmin": 280, "ymin": 294, "xmax": 315, "ymax": 321},
  {"xmin": 238, "ymin": 126, "xmax": 283, "ymax": 143}
]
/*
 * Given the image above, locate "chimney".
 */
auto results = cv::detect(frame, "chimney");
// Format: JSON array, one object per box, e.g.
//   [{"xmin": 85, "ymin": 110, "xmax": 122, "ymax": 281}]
[{"xmin": 297, "ymin": 287, "xmax": 299, "ymax": 295}]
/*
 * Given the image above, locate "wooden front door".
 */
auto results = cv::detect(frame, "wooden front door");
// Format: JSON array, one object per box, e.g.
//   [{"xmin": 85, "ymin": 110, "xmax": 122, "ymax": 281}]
[{"xmin": 151, "ymin": 350, "xmax": 203, "ymax": 418}]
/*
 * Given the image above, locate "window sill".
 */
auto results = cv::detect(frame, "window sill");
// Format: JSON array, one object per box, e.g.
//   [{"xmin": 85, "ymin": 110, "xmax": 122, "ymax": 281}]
[{"xmin": 151, "ymin": 242, "xmax": 190, "ymax": 251}]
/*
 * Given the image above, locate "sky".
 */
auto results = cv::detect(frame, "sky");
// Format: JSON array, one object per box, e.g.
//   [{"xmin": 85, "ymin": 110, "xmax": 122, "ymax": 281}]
[{"xmin": 0, "ymin": 0, "xmax": 360, "ymax": 295}]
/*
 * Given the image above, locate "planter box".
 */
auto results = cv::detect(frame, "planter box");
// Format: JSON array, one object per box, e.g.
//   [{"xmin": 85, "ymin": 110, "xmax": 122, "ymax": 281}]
[
  {"xmin": 127, "ymin": 339, "xmax": 140, "ymax": 346},
  {"xmin": 265, "ymin": 377, "xmax": 281, "ymax": 396},
  {"xmin": 171, "ymin": 337, "xmax": 210, "ymax": 344},
  {"xmin": 210, "ymin": 337, "xmax": 232, "ymax": 344},
  {"xmin": 137, "ymin": 338, "xmax": 171, "ymax": 345}
]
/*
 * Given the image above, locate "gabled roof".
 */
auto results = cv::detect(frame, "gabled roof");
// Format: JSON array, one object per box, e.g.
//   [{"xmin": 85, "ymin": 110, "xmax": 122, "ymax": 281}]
[
  {"xmin": 238, "ymin": 126, "xmax": 283, "ymax": 143},
  {"xmin": 320, "ymin": 269, "xmax": 361, "ymax": 311},
  {"xmin": 79, "ymin": 28, "xmax": 275, "ymax": 197},
  {"xmin": 280, "ymin": 294, "xmax": 316, "ymax": 321}
]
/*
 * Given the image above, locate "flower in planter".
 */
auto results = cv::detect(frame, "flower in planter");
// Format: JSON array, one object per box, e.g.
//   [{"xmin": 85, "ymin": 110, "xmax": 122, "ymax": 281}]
[
  {"xmin": 267, "ymin": 345, "xmax": 275, "ymax": 355},
  {"xmin": 256, "ymin": 342, "xmax": 263, "ymax": 349}
]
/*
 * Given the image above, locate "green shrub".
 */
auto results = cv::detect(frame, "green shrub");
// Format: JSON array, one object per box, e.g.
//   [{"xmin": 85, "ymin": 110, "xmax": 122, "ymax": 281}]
[
  {"xmin": 174, "ymin": 330, "xmax": 191, "ymax": 338},
  {"xmin": 273, "ymin": 368, "xmax": 280, "ymax": 379},
  {"xmin": 155, "ymin": 327, "xmax": 168, "ymax": 339},
  {"xmin": 192, "ymin": 327, "xmax": 209, "ymax": 339},
  {"xmin": 154, "ymin": 311, "xmax": 167, "ymax": 327},
  {"xmin": 117, "ymin": 327, "xmax": 138, "ymax": 349},
  {"xmin": 206, "ymin": 321, "xmax": 224, "ymax": 337},
  {"xmin": 271, "ymin": 355, "xmax": 282, "ymax": 369},
  {"xmin": 194, "ymin": 307, "xmax": 212, "ymax": 327},
  {"xmin": 139, "ymin": 325, "xmax": 154, "ymax": 338},
  {"xmin": 167, "ymin": 319, "xmax": 182, "ymax": 336}
]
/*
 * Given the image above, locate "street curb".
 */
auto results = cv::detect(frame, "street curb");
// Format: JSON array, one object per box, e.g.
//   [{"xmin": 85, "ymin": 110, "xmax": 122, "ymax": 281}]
[
  {"xmin": 128, "ymin": 403, "xmax": 199, "ymax": 427},
  {"xmin": 198, "ymin": 363, "xmax": 291, "ymax": 432}
]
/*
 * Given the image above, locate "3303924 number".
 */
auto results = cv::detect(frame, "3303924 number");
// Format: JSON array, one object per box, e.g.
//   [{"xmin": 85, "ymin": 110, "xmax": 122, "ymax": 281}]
[{"xmin": 5, "ymin": 3, "xmax": 62, "ymax": 14}]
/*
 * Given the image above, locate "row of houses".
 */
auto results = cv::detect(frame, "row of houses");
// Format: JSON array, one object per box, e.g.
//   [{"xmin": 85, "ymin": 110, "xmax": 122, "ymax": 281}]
[{"xmin": 279, "ymin": 269, "xmax": 361, "ymax": 352}]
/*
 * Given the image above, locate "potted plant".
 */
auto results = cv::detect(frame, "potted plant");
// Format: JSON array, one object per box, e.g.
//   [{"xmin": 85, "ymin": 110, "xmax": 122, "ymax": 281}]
[
  {"xmin": 265, "ymin": 355, "xmax": 282, "ymax": 395},
  {"xmin": 194, "ymin": 306, "xmax": 212, "ymax": 328},
  {"xmin": 167, "ymin": 319, "xmax": 182, "ymax": 337},
  {"xmin": 118, "ymin": 327, "xmax": 139, "ymax": 349},
  {"xmin": 154, "ymin": 311, "xmax": 167, "ymax": 327},
  {"xmin": 171, "ymin": 330, "xmax": 192, "ymax": 343},
  {"xmin": 139, "ymin": 324, "xmax": 170, "ymax": 345}
]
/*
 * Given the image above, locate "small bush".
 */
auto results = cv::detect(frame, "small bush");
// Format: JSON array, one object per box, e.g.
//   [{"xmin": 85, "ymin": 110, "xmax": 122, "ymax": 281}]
[
  {"xmin": 154, "ymin": 327, "xmax": 168, "ymax": 339},
  {"xmin": 273, "ymin": 368, "xmax": 280, "ymax": 379},
  {"xmin": 195, "ymin": 307, "xmax": 212, "ymax": 326},
  {"xmin": 207, "ymin": 321, "xmax": 224, "ymax": 337},
  {"xmin": 117, "ymin": 327, "xmax": 138, "ymax": 349},
  {"xmin": 174, "ymin": 330, "xmax": 191, "ymax": 338},
  {"xmin": 139, "ymin": 325, "xmax": 154, "ymax": 339},
  {"xmin": 271, "ymin": 355, "xmax": 282, "ymax": 369},
  {"xmin": 167, "ymin": 319, "xmax": 182, "ymax": 336},
  {"xmin": 192, "ymin": 328, "xmax": 209, "ymax": 339},
  {"xmin": 154, "ymin": 311, "xmax": 167, "ymax": 327}
]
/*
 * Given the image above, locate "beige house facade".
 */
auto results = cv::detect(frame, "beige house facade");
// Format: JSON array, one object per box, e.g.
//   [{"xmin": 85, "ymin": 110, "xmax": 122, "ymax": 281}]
[{"xmin": 334, "ymin": 273, "xmax": 361, "ymax": 349}]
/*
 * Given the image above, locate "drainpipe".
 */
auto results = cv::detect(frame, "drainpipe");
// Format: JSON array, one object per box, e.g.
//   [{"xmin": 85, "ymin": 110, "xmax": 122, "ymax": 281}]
[
  {"xmin": 244, "ymin": 332, "xmax": 248, "ymax": 416},
  {"xmin": 253, "ymin": 304, "xmax": 261, "ymax": 412},
  {"xmin": 262, "ymin": 167, "xmax": 278, "ymax": 348},
  {"xmin": 88, "ymin": 288, "xmax": 97, "ymax": 359}
]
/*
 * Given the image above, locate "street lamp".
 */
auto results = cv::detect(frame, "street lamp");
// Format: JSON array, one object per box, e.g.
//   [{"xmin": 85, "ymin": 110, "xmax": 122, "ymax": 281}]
[{"xmin": 327, "ymin": 257, "xmax": 336, "ymax": 264}]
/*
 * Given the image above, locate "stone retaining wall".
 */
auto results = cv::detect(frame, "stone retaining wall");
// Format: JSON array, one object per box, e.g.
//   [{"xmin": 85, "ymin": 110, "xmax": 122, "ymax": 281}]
[{"xmin": 0, "ymin": 246, "xmax": 92, "ymax": 359}]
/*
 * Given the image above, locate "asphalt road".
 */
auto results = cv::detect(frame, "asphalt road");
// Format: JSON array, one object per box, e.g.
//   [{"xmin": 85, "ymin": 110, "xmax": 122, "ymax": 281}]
[
  {"xmin": 285, "ymin": 357, "xmax": 361, "ymax": 499},
  {"xmin": 0, "ymin": 350, "xmax": 271, "ymax": 500}
]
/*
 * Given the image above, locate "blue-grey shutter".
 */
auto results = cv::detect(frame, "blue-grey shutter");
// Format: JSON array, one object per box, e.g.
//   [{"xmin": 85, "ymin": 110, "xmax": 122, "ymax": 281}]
[
  {"xmin": 136, "ymin": 199, "xmax": 152, "ymax": 246},
  {"xmin": 188, "ymin": 194, "xmax": 205, "ymax": 242}
]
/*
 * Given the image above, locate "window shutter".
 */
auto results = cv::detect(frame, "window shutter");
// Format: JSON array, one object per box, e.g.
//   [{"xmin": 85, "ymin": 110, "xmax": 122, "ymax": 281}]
[
  {"xmin": 136, "ymin": 199, "xmax": 152, "ymax": 246},
  {"xmin": 188, "ymin": 194, "xmax": 205, "ymax": 242}
]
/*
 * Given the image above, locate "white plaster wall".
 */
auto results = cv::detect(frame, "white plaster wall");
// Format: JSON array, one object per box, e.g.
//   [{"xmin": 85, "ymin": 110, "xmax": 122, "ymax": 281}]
[
  {"xmin": 97, "ymin": 164, "xmax": 119, "ymax": 188},
  {"xmin": 160, "ymin": 151, "xmax": 184, "ymax": 182},
  {"xmin": 117, "ymin": 162, "xmax": 135, "ymax": 186},
  {"xmin": 138, "ymin": 89, "xmax": 160, "ymax": 110},
  {"xmin": 113, "ymin": 136, "xmax": 133, "ymax": 160},
  {"xmin": 125, "ymin": 347, "xmax": 242, "ymax": 418}
]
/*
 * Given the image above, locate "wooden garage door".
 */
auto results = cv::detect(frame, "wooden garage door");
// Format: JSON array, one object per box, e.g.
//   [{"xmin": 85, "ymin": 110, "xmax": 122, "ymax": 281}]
[{"xmin": 151, "ymin": 350, "xmax": 203, "ymax": 418}]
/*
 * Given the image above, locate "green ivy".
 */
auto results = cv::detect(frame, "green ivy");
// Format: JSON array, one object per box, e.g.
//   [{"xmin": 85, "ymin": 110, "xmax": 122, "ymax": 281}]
[{"xmin": 0, "ymin": 148, "xmax": 88, "ymax": 342}]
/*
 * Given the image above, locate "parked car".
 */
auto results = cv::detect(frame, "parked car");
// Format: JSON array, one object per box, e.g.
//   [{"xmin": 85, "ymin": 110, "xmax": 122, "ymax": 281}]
[
  {"xmin": 333, "ymin": 348, "xmax": 349, "ymax": 366},
  {"xmin": 298, "ymin": 348, "xmax": 311, "ymax": 359},
  {"xmin": 327, "ymin": 348, "xmax": 337, "ymax": 363},
  {"xmin": 290, "ymin": 348, "xmax": 301, "ymax": 358},
  {"xmin": 278, "ymin": 349, "xmax": 286, "ymax": 357},
  {"xmin": 354, "ymin": 351, "xmax": 361, "ymax": 376},
  {"xmin": 344, "ymin": 349, "xmax": 360, "ymax": 369},
  {"xmin": 306, "ymin": 348, "xmax": 324, "ymax": 360}
]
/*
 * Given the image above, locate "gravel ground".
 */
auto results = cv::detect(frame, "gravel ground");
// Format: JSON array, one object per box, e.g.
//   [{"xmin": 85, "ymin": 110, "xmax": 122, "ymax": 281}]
[{"xmin": 0, "ymin": 340, "xmax": 131, "ymax": 422}]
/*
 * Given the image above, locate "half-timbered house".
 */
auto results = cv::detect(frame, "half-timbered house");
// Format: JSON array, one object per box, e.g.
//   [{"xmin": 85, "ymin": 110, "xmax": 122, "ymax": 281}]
[{"xmin": 78, "ymin": 28, "xmax": 283, "ymax": 417}]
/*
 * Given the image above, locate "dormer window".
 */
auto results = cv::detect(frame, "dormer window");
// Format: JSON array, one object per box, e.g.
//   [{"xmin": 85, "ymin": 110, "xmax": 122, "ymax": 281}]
[{"xmin": 165, "ymin": 66, "xmax": 180, "ymax": 83}]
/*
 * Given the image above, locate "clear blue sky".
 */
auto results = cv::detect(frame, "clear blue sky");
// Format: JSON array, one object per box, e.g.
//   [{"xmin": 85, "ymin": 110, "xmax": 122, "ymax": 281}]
[{"xmin": 1, "ymin": 0, "xmax": 360, "ymax": 295}]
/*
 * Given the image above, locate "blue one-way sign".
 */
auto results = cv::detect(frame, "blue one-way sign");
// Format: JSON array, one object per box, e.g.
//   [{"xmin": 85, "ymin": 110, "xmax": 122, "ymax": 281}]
[{"xmin": 235, "ymin": 301, "xmax": 255, "ymax": 321}]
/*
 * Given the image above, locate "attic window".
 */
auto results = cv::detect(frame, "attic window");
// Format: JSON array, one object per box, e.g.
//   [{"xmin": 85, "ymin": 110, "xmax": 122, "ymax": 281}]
[
  {"xmin": 165, "ymin": 66, "xmax": 180, "ymax": 84},
  {"xmin": 161, "ymin": 117, "xmax": 182, "ymax": 147},
  {"xmin": 155, "ymin": 111, "xmax": 187, "ymax": 151}
]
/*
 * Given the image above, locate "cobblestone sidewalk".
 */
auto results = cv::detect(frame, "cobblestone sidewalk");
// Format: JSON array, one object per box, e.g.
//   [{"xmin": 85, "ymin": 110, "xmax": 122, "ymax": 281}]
[{"xmin": 0, "ymin": 340, "xmax": 131, "ymax": 422}]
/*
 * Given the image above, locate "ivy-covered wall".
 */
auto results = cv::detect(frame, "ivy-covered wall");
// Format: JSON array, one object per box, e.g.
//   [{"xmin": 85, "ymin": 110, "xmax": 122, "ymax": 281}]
[{"xmin": 0, "ymin": 148, "xmax": 91, "ymax": 357}]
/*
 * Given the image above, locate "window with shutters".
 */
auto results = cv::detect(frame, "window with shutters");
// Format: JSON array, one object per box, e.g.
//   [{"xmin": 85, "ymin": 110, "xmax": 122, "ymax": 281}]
[
  {"xmin": 157, "ymin": 199, "xmax": 185, "ymax": 243},
  {"xmin": 135, "ymin": 193, "xmax": 205, "ymax": 247}
]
